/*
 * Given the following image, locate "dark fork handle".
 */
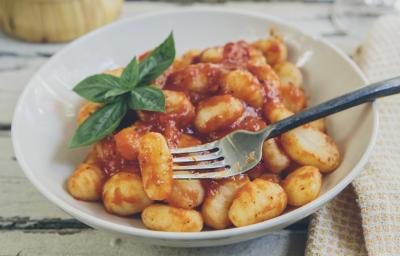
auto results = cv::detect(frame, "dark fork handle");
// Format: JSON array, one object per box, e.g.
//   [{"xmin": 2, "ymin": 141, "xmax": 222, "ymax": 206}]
[{"xmin": 266, "ymin": 76, "xmax": 400, "ymax": 139}]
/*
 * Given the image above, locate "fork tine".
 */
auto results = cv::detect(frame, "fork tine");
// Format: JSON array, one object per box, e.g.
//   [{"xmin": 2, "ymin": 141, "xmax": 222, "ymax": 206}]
[
  {"xmin": 173, "ymin": 168, "xmax": 235, "ymax": 179},
  {"xmin": 173, "ymin": 160, "xmax": 226, "ymax": 170},
  {"xmin": 172, "ymin": 151, "xmax": 223, "ymax": 163},
  {"xmin": 170, "ymin": 141, "xmax": 218, "ymax": 154}
]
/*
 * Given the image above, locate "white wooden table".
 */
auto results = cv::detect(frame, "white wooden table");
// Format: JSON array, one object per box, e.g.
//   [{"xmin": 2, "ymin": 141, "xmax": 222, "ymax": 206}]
[{"xmin": 0, "ymin": 2, "xmax": 371, "ymax": 255}]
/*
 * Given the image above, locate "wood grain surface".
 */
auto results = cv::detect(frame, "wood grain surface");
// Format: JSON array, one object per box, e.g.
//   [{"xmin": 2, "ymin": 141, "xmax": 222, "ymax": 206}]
[{"xmin": 0, "ymin": 1, "xmax": 372, "ymax": 255}]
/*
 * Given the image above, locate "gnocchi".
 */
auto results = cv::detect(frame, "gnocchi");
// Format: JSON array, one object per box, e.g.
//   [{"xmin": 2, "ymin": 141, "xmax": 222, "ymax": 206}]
[
  {"xmin": 173, "ymin": 49, "xmax": 202, "ymax": 70},
  {"xmin": 264, "ymin": 103, "xmax": 293, "ymax": 123},
  {"xmin": 262, "ymin": 138, "xmax": 291, "ymax": 174},
  {"xmin": 309, "ymin": 118, "xmax": 326, "ymax": 132},
  {"xmin": 280, "ymin": 125, "xmax": 340, "ymax": 173},
  {"xmin": 138, "ymin": 132, "xmax": 173, "ymax": 200},
  {"xmin": 252, "ymin": 36, "xmax": 288, "ymax": 66},
  {"xmin": 67, "ymin": 163, "xmax": 104, "ymax": 201},
  {"xmin": 167, "ymin": 63, "xmax": 221, "ymax": 96},
  {"xmin": 281, "ymin": 166, "xmax": 322, "ymax": 206},
  {"xmin": 274, "ymin": 61, "xmax": 303, "ymax": 88},
  {"xmin": 68, "ymin": 32, "xmax": 342, "ymax": 232},
  {"xmin": 247, "ymin": 62, "xmax": 280, "ymax": 89},
  {"xmin": 138, "ymin": 90, "xmax": 195, "ymax": 127},
  {"xmin": 279, "ymin": 84, "xmax": 307, "ymax": 113},
  {"xmin": 142, "ymin": 204, "xmax": 203, "ymax": 232},
  {"xmin": 228, "ymin": 179, "xmax": 287, "ymax": 227},
  {"xmin": 102, "ymin": 172, "xmax": 153, "ymax": 216},
  {"xmin": 194, "ymin": 95, "xmax": 244, "ymax": 133},
  {"xmin": 220, "ymin": 70, "xmax": 266, "ymax": 108},
  {"xmin": 248, "ymin": 48, "xmax": 267, "ymax": 66},
  {"xmin": 166, "ymin": 180, "xmax": 205, "ymax": 209},
  {"xmin": 202, "ymin": 176, "xmax": 249, "ymax": 229},
  {"xmin": 199, "ymin": 47, "xmax": 224, "ymax": 63},
  {"xmin": 114, "ymin": 122, "xmax": 151, "ymax": 161}
]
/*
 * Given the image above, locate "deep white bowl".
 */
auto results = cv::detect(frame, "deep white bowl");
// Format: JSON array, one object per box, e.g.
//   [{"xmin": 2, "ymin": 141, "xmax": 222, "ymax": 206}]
[{"xmin": 12, "ymin": 9, "xmax": 377, "ymax": 247}]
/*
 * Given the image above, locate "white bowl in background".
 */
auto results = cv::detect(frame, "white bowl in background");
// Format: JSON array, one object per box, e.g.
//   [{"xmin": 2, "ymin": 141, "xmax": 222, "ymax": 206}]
[{"xmin": 12, "ymin": 9, "xmax": 377, "ymax": 247}]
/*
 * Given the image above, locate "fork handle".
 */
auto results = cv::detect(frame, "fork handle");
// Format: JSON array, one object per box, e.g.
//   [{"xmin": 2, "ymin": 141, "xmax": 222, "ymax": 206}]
[{"xmin": 266, "ymin": 76, "xmax": 400, "ymax": 139}]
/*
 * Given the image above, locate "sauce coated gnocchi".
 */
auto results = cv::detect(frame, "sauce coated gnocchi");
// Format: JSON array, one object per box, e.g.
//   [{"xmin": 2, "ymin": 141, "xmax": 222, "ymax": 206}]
[{"xmin": 68, "ymin": 31, "xmax": 341, "ymax": 232}]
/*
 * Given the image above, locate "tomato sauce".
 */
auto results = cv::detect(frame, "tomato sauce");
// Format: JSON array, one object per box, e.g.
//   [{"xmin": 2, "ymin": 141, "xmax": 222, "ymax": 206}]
[{"xmin": 96, "ymin": 39, "xmax": 283, "ymax": 178}]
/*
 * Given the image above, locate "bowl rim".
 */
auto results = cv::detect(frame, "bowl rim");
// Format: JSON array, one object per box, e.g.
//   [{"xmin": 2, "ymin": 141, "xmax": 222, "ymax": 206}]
[{"xmin": 12, "ymin": 7, "xmax": 378, "ymax": 240}]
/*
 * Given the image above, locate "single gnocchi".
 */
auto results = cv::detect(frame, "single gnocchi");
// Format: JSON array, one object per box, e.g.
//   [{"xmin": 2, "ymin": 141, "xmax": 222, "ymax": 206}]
[
  {"xmin": 195, "ymin": 95, "xmax": 244, "ymax": 133},
  {"xmin": 199, "ymin": 47, "xmax": 224, "ymax": 63},
  {"xmin": 274, "ymin": 61, "xmax": 303, "ymax": 88},
  {"xmin": 280, "ymin": 125, "xmax": 340, "ymax": 172},
  {"xmin": 67, "ymin": 163, "xmax": 105, "ymax": 201},
  {"xmin": 102, "ymin": 172, "xmax": 153, "ymax": 216},
  {"xmin": 138, "ymin": 90, "xmax": 195, "ymax": 127},
  {"xmin": 220, "ymin": 70, "xmax": 266, "ymax": 108},
  {"xmin": 252, "ymin": 35, "xmax": 288, "ymax": 66},
  {"xmin": 248, "ymin": 48, "xmax": 267, "ymax": 66},
  {"xmin": 309, "ymin": 118, "xmax": 326, "ymax": 132},
  {"xmin": 279, "ymin": 84, "xmax": 307, "ymax": 113},
  {"xmin": 114, "ymin": 122, "xmax": 151, "ymax": 161},
  {"xmin": 262, "ymin": 138, "xmax": 291, "ymax": 173},
  {"xmin": 166, "ymin": 180, "xmax": 205, "ymax": 209},
  {"xmin": 281, "ymin": 166, "xmax": 322, "ymax": 206},
  {"xmin": 138, "ymin": 132, "xmax": 173, "ymax": 200},
  {"xmin": 253, "ymin": 30, "xmax": 288, "ymax": 66},
  {"xmin": 264, "ymin": 103, "xmax": 293, "ymax": 124},
  {"xmin": 228, "ymin": 179, "xmax": 287, "ymax": 227},
  {"xmin": 202, "ymin": 176, "xmax": 249, "ymax": 229},
  {"xmin": 247, "ymin": 62, "xmax": 280, "ymax": 89},
  {"xmin": 167, "ymin": 63, "xmax": 221, "ymax": 95},
  {"xmin": 141, "ymin": 204, "xmax": 203, "ymax": 232}
]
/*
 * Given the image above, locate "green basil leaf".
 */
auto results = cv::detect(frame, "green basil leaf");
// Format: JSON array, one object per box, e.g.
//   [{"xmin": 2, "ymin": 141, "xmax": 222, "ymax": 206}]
[
  {"xmin": 104, "ymin": 87, "xmax": 130, "ymax": 99},
  {"xmin": 121, "ymin": 56, "xmax": 139, "ymax": 88},
  {"xmin": 69, "ymin": 100, "xmax": 127, "ymax": 148},
  {"xmin": 128, "ymin": 86, "xmax": 166, "ymax": 112},
  {"xmin": 139, "ymin": 32, "xmax": 175, "ymax": 85},
  {"xmin": 73, "ymin": 74, "xmax": 122, "ymax": 103}
]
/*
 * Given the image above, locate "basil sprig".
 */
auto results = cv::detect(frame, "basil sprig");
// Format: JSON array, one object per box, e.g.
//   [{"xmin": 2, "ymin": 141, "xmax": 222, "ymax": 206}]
[{"xmin": 69, "ymin": 33, "xmax": 175, "ymax": 148}]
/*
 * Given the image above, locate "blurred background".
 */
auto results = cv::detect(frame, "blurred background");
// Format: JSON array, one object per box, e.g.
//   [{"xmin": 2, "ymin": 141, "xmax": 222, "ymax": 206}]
[{"xmin": 0, "ymin": 0, "xmax": 399, "ymax": 44}]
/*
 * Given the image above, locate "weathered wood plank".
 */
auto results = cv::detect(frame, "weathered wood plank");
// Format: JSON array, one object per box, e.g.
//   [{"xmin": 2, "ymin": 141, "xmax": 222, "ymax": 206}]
[
  {"xmin": 0, "ymin": 216, "xmax": 308, "ymax": 232},
  {"xmin": 0, "ymin": 137, "xmax": 70, "ymax": 219},
  {"xmin": 0, "ymin": 217, "xmax": 89, "ymax": 230},
  {"xmin": 0, "ymin": 229, "xmax": 307, "ymax": 256}
]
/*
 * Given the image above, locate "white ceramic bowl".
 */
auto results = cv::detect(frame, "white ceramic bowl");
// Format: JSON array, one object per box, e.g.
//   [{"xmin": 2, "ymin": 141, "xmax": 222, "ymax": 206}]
[{"xmin": 12, "ymin": 9, "xmax": 377, "ymax": 247}]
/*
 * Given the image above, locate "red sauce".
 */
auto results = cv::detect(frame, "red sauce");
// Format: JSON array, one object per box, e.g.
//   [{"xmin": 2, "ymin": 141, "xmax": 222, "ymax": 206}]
[
  {"xmin": 96, "ymin": 136, "xmax": 139, "ymax": 177},
  {"xmin": 97, "ymin": 39, "xmax": 286, "ymax": 179},
  {"xmin": 222, "ymin": 41, "xmax": 250, "ymax": 70}
]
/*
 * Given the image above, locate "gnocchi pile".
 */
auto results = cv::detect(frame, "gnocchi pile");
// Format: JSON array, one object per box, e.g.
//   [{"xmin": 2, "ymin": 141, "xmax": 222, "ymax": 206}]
[{"xmin": 67, "ymin": 31, "xmax": 340, "ymax": 232}]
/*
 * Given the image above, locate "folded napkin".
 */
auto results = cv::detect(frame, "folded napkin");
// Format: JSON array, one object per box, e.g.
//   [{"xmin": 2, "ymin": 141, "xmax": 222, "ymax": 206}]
[{"xmin": 306, "ymin": 15, "xmax": 400, "ymax": 256}]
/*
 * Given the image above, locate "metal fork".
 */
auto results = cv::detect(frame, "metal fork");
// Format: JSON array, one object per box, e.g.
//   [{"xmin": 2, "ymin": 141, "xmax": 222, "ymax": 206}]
[{"xmin": 172, "ymin": 76, "xmax": 400, "ymax": 179}]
